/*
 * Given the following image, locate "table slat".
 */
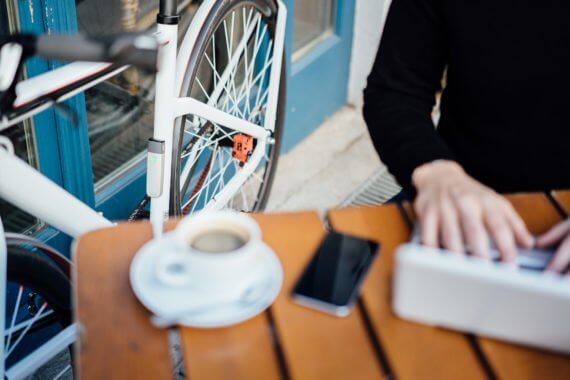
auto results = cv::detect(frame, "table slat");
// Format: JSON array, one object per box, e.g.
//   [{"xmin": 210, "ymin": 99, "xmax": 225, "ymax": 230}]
[
  {"xmin": 252, "ymin": 212, "xmax": 385, "ymax": 380},
  {"xmin": 75, "ymin": 223, "xmax": 172, "ymax": 380},
  {"xmin": 477, "ymin": 193, "xmax": 570, "ymax": 380},
  {"xmin": 327, "ymin": 205, "xmax": 486, "ymax": 380},
  {"xmin": 180, "ymin": 314, "xmax": 281, "ymax": 380},
  {"xmin": 551, "ymin": 190, "xmax": 570, "ymax": 215}
]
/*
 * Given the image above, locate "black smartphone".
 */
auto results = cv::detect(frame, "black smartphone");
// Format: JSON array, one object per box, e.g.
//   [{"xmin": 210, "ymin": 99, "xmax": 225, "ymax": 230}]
[{"xmin": 291, "ymin": 230, "xmax": 380, "ymax": 317}]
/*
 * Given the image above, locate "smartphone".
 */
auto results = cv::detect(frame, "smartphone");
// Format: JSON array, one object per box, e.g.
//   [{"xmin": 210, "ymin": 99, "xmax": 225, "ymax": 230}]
[{"xmin": 291, "ymin": 230, "xmax": 380, "ymax": 317}]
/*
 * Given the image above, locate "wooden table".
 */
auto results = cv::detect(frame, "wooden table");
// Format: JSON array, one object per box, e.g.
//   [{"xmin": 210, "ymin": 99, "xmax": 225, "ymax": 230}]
[{"xmin": 74, "ymin": 191, "xmax": 570, "ymax": 379}]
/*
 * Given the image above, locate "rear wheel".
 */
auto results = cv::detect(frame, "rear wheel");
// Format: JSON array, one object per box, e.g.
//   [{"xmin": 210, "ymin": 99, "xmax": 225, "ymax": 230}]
[{"xmin": 170, "ymin": 0, "xmax": 286, "ymax": 216}]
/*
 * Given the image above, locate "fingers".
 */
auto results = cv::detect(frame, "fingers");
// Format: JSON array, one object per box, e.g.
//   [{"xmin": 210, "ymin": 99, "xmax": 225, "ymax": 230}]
[
  {"xmin": 440, "ymin": 196, "xmax": 463, "ymax": 253},
  {"xmin": 418, "ymin": 203, "xmax": 439, "ymax": 248},
  {"xmin": 415, "ymin": 186, "xmax": 531, "ymax": 264},
  {"xmin": 501, "ymin": 201, "xmax": 534, "ymax": 248},
  {"xmin": 484, "ymin": 211, "xmax": 517, "ymax": 264},
  {"xmin": 536, "ymin": 219, "xmax": 570, "ymax": 248},
  {"xmin": 546, "ymin": 236, "xmax": 570, "ymax": 273},
  {"xmin": 417, "ymin": 196, "xmax": 465, "ymax": 253},
  {"xmin": 454, "ymin": 195, "xmax": 490, "ymax": 259}
]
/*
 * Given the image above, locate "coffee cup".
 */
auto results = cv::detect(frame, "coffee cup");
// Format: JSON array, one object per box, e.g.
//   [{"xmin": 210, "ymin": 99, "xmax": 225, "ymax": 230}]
[{"xmin": 155, "ymin": 210, "xmax": 264, "ymax": 297}]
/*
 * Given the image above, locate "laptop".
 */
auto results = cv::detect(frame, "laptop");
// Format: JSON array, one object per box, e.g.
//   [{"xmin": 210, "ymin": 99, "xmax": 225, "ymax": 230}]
[{"xmin": 392, "ymin": 228, "xmax": 570, "ymax": 354}]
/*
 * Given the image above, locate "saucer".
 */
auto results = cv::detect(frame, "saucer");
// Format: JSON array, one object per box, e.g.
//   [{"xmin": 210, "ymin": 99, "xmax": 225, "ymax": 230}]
[{"xmin": 130, "ymin": 234, "xmax": 283, "ymax": 328}]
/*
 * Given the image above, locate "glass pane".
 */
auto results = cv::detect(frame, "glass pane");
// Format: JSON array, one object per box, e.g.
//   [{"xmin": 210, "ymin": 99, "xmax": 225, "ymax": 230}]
[
  {"xmin": 76, "ymin": 0, "xmax": 162, "ymax": 34},
  {"xmin": 293, "ymin": 0, "xmax": 335, "ymax": 56},
  {"xmin": 76, "ymin": 0, "xmax": 194, "ymax": 189},
  {"xmin": 0, "ymin": 2, "xmax": 40, "ymax": 233}
]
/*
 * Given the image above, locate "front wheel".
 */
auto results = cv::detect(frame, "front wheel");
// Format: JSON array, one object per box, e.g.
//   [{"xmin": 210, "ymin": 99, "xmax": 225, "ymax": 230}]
[
  {"xmin": 4, "ymin": 247, "xmax": 73, "ymax": 378},
  {"xmin": 170, "ymin": 0, "xmax": 286, "ymax": 216}
]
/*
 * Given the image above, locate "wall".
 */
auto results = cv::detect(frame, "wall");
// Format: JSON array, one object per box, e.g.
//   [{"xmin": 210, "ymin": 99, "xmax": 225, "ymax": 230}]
[{"xmin": 347, "ymin": 0, "xmax": 391, "ymax": 108}]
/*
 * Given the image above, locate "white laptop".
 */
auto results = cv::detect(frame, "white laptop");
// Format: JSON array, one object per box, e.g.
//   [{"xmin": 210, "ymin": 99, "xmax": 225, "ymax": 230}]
[{"xmin": 392, "ymin": 230, "xmax": 570, "ymax": 354}]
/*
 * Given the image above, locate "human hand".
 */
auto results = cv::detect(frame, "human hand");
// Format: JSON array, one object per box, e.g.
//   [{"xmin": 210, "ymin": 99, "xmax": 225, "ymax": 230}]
[
  {"xmin": 536, "ymin": 219, "xmax": 570, "ymax": 275},
  {"xmin": 412, "ymin": 160, "xmax": 534, "ymax": 262}
]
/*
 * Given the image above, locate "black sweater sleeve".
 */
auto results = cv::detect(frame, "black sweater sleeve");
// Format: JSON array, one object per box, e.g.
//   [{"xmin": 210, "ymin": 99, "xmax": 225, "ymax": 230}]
[{"xmin": 363, "ymin": 0, "xmax": 455, "ymax": 192}]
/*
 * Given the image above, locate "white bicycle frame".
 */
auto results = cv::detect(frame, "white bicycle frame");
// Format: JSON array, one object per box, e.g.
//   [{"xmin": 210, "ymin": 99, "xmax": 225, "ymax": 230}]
[{"xmin": 0, "ymin": 0, "xmax": 286, "ymax": 378}]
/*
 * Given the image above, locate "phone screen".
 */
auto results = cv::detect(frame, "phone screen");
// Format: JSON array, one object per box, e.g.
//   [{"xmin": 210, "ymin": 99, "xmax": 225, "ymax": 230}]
[{"xmin": 292, "ymin": 231, "xmax": 380, "ymax": 315}]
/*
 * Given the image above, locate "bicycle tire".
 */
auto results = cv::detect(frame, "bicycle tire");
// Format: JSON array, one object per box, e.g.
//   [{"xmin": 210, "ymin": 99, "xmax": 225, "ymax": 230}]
[
  {"xmin": 5, "ymin": 246, "xmax": 72, "ymax": 373},
  {"xmin": 170, "ymin": 0, "xmax": 286, "ymax": 216}
]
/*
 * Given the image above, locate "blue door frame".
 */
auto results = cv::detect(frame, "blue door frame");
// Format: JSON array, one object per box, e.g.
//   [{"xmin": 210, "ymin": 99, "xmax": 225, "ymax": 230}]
[{"xmin": 14, "ymin": 0, "xmax": 355, "ymax": 254}]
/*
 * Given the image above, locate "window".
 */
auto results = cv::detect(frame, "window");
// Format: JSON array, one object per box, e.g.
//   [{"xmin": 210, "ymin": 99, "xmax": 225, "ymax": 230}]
[{"xmin": 293, "ymin": 0, "xmax": 335, "ymax": 60}]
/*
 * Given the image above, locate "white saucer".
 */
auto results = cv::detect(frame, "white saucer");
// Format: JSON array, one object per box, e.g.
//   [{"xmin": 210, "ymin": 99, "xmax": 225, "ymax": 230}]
[{"xmin": 129, "ymin": 235, "xmax": 283, "ymax": 328}]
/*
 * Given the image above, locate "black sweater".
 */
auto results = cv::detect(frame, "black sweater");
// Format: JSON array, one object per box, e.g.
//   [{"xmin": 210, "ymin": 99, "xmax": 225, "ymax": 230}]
[{"xmin": 363, "ymin": 0, "xmax": 570, "ymax": 194}]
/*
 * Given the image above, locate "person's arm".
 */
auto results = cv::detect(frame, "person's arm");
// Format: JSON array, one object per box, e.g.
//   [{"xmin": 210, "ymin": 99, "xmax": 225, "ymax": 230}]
[
  {"xmin": 363, "ymin": 0, "xmax": 534, "ymax": 259},
  {"xmin": 363, "ymin": 0, "xmax": 453, "ymax": 191}
]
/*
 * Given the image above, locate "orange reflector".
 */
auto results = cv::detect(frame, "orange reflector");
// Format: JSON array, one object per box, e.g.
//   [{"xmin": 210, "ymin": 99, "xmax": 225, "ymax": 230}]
[{"xmin": 232, "ymin": 134, "xmax": 254, "ymax": 167}]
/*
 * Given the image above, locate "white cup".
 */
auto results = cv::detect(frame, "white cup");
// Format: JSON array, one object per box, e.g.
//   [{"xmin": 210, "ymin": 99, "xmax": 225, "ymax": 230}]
[{"xmin": 155, "ymin": 210, "xmax": 265, "ymax": 298}]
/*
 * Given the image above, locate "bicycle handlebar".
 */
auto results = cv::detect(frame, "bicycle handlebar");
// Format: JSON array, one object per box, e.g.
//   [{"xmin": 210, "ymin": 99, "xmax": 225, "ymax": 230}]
[
  {"xmin": 35, "ymin": 33, "xmax": 159, "ymax": 72},
  {"xmin": 0, "ymin": 32, "xmax": 158, "ymax": 115}
]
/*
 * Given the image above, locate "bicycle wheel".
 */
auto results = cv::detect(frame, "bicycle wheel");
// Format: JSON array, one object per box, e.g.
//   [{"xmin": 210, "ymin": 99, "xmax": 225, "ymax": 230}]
[
  {"xmin": 4, "ymin": 247, "xmax": 72, "ymax": 378},
  {"xmin": 170, "ymin": 0, "xmax": 286, "ymax": 216}
]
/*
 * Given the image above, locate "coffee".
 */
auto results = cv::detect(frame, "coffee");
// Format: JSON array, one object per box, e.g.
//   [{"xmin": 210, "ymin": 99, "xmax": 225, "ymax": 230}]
[{"xmin": 190, "ymin": 229, "xmax": 248, "ymax": 253}]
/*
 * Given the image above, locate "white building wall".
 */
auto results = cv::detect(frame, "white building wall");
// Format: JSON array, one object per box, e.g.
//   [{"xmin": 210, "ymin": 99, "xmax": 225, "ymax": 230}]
[{"xmin": 347, "ymin": 0, "xmax": 392, "ymax": 108}]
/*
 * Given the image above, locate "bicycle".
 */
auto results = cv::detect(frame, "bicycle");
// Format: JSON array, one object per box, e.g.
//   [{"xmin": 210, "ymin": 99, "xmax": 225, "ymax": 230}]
[{"xmin": 0, "ymin": 0, "xmax": 287, "ymax": 377}]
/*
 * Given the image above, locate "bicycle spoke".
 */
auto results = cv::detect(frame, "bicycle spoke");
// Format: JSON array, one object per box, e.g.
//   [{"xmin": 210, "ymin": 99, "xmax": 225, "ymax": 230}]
[
  {"xmin": 4, "ymin": 309, "xmax": 54, "ymax": 337},
  {"xmin": 243, "ymin": 10, "xmax": 266, "ymax": 119},
  {"xmin": 226, "ymin": 9, "xmax": 255, "ymax": 111},
  {"xmin": 208, "ymin": 10, "xmax": 270, "ymax": 123},
  {"xmin": 204, "ymin": 53, "xmax": 244, "ymax": 118},
  {"xmin": 183, "ymin": 155, "xmax": 234, "ymax": 211},
  {"xmin": 228, "ymin": 12, "xmax": 241, "ymax": 104},
  {"xmin": 235, "ymin": 160, "xmax": 253, "ymax": 210},
  {"xmin": 183, "ymin": 127, "xmax": 237, "ymax": 156},
  {"xmin": 204, "ymin": 52, "xmax": 236, "ymax": 103},
  {"xmin": 250, "ymin": 169, "xmax": 265, "ymax": 184},
  {"xmin": 212, "ymin": 33, "xmax": 217, "ymax": 90},
  {"xmin": 245, "ymin": 20, "xmax": 266, "ymax": 120},
  {"xmin": 5, "ymin": 284, "xmax": 24, "ymax": 355},
  {"xmin": 179, "ymin": 124, "xmax": 242, "ymax": 196},
  {"xmin": 195, "ymin": 77, "xmax": 211, "ymax": 102},
  {"xmin": 6, "ymin": 301, "xmax": 49, "ymax": 359},
  {"xmin": 222, "ymin": 18, "xmax": 238, "ymax": 103},
  {"xmin": 205, "ymin": 142, "xmax": 220, "ymax": 202},
  {"xmin": 189, "ymin": 157, "xmax": 233, "ymax": 213},
  {"xmin": 242, "ymin": 8, "xmax": 252, "ymax": 116},
  {"xmin": 232, "ymin": 47, "xmax": 271, "ymax": 119},
  {"xmin": 230, "ymin": 11, "xmax": 235, "ymax": 56},
  {"xmin": 210, "ymin": 148, "xmax": 231, "ymax": 199},
  {"xmin": 254, "ymin": 41, "xmax": 273, "ymax": 113},
  {"xmin": 53, "ymin": 364, "xmax": 72, "ymax": 380},
  {"xmin": 257, "ymin": 86, "xmax": 270, "ymax": 110},
  {"xmin": 223, "ymin": 54, "xmax": 273, "ymax": 119}
]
